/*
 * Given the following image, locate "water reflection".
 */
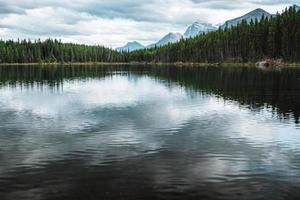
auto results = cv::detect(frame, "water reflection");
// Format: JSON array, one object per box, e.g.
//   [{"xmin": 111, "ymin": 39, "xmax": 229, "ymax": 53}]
[
  {"xmin": 1, "ymin": 65, "xmax": 299, "ymax": 123},
  {"xmin": 0, "ymin": 65, "xmax": 300, "ymax": 200}
]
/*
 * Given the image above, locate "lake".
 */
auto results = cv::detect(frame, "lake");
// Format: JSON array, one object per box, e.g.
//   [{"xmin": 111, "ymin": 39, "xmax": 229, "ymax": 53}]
[{"xmin": 0, "ymin": 65, "xmax": 300, "ymax": 200}]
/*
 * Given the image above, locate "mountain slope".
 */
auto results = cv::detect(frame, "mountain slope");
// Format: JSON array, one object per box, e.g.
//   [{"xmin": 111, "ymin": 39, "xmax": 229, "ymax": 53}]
[
  {"xmin": 220, "ymin": 8, "xmax": 272, "ymax": 29},
  {"xmin": 293, "ymin": 4, "xmax": 300, "ymax": 11},
  {"xmin": 116, "ymin": 41, "xmax": 144, "ymax": 52},
  {"xmin": 184, "ymin": 22, "xmax": 217, "ymax": 38},
  {"xmin": 147, "ymin": 32, "xmax": 182, "ymax": 48}
]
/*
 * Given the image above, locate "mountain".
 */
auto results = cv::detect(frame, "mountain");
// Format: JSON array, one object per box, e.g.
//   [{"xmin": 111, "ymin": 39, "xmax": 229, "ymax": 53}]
[
  {"xmin": 293, "ymin": 4, "xmax": 300, "ymax": 11},
  {"xmin": 116, "ymin": 41, "xmax": 144, "ymax": 52},
  {"xmin": 118, "ymin": 7, "xmax": 293, "ymax": 51},
  {"xmin": 220, "ymin": 8, "xmax": 272, "ymax": 29},
  {"xmin": 184, "ymin": 22, "xmax": 217, "ymax": 38},
  {"xmin": 147, "ymin": 32, "xmax": 182, "ymax": 48}
]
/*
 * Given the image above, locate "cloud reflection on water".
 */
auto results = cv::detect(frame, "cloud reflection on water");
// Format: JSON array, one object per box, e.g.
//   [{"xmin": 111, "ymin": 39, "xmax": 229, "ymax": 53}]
[{"xmin": 0, "ymin": 74, "xmax": 300, "ymax": 197}]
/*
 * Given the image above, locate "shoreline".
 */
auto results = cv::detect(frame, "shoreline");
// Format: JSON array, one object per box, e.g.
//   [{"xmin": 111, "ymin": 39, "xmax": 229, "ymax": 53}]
[{"xmin": 0, "ymin": 62, "xmax": 299, "ymax": 67}]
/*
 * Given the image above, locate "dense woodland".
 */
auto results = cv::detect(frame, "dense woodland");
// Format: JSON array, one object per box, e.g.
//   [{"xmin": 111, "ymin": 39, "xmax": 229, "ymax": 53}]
[
  {"xmin": 0, "ymin": 6, "xmax": 299, "ymax": 64},
  {"xmin": 129, "ymin": 7, "xmax": 300, "ymax": 63},
  {"xmin": 0, "ymin": 39, "xmax": 123, "ymax": 63}
]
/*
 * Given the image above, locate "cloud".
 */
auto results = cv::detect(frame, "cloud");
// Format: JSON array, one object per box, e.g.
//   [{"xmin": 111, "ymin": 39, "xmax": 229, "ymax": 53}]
[
  {"xmin": 0, "ymin": 5, "xmax": 184, "ymax": 47},
  {"xmin": 0, "ymin": 0, "xmax": 297, "ymax": 47}
]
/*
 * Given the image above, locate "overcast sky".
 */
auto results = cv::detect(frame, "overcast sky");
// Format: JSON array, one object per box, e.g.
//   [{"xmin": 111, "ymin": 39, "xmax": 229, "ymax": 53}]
[{"xmin": 0, "ymin": 0, "xmax": 298, "ymax": 47}]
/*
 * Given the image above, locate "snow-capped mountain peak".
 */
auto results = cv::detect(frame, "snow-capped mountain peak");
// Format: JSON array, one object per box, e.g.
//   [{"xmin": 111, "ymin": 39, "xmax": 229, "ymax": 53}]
[
  {"xmin": 116, "ymin": 41, "xmax": 144, "ymax": 52},
  {"xmin": 184, "ymin": 22, "xmax": 217, "ymax": 38},
  {"xmin": 147, "ymin": 32, "xmax": 182, "ymax": 48}
]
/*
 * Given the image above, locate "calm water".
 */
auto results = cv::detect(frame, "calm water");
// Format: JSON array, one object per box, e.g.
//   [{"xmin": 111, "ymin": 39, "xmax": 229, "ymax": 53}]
[{"xmin": 1, "ymin": 65, "xmax": 300, "ymax": 200}]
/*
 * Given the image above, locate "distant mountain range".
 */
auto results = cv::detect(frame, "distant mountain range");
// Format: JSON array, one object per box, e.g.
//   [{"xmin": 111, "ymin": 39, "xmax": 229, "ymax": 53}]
[
  {"xmin": 117, "ymin": 33, "xmax": 182, "ymax": 52},
  {"xmin": 116, "ymin": 5, "xmax": 299, "ymax": 52},
  {"xmin": 116, "ymin": 41, "xmax": 144, "ymax": 52}
]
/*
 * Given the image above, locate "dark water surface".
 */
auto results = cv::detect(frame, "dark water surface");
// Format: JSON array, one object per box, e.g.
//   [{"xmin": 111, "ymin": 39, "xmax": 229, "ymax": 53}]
[{"xmin": 0, "ymin": 65, "xmax": 300, "ymax": 200}]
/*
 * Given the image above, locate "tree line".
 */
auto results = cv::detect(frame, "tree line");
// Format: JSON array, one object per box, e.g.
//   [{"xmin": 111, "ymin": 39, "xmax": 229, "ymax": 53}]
[
  {"xmin": 0, "ymin": 39, "xmax": 123, "ymax": 63},
  {"xmin": 128, "ymin": 6, "xmax": 300, "ymax": 63},
  {"xmin": 0, "ymin": 6, "xmax": 299, "ymax": 64}
]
